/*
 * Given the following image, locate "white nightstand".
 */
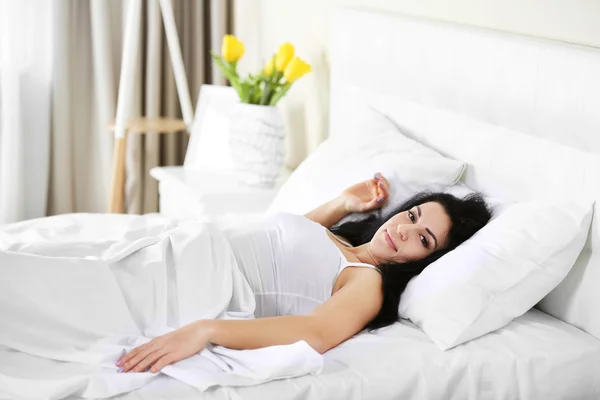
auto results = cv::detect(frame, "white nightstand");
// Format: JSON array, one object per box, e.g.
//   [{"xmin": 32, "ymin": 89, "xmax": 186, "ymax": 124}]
[{"xmin": 149, "ymin": 166, "xmax": 289, "ymax": 220}]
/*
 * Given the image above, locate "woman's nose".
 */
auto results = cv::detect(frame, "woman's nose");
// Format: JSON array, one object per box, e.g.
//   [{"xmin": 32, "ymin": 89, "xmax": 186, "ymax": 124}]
[
  {"xmin": 397, "ymin": 224, "xmax": 420, "ymax": 241},
  {"xmin": 396, "ymin": 225, "xmax": 409, "ymax": 241}
]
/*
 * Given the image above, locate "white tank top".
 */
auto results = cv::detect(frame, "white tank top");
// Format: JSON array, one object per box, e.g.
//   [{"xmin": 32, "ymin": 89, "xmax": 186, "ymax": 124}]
[{"xmin": 224, "ymin": 212, "xmax": 378, "ymax": 317}]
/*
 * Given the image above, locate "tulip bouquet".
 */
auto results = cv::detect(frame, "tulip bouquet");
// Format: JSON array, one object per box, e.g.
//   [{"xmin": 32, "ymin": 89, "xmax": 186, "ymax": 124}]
[{"xmin": 211, "ymin": 35, "xmax": 312, "ymax": 106}]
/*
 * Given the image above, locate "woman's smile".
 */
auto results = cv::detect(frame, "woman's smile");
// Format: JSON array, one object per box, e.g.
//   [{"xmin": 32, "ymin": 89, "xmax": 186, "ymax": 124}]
[{"xmin": 385, "ymin": 228, "xmax": 397, "ymax": 251}]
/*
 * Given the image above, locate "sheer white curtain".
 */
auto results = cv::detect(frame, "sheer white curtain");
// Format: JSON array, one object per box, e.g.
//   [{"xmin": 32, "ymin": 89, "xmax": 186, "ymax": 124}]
[
  {"xmin": 0, "ymin": 0, "xmax": 53, "ymax": 225},
  {"xmin": 48, "ymin": 0, "xmax": 118, "ymax": 215}
]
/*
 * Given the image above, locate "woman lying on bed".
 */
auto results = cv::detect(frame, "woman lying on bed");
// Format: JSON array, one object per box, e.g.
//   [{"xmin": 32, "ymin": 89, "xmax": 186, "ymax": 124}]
[{"xmin": 117, "ymin": 173, "xmax": 491, "ymax": 373}]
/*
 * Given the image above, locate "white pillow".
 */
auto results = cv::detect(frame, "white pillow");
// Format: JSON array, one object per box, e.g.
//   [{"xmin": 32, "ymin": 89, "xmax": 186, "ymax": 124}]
[
  {"xmin": 398, "ymin": 199, "xmax": 594, "ymax": 350},
  {"xmin": 267, "ymin": 103, "xmax": 466, "ymax": 216}
]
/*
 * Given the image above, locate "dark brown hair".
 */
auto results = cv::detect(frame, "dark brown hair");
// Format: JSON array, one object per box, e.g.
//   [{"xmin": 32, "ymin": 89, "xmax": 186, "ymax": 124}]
[{"xmin": 330, "ymin": 191, "xmax": 492, "ymax": 330}]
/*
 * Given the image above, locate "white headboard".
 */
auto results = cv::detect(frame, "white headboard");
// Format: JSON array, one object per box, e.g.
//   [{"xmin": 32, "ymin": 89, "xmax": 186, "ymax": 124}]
[{"xmin": 330, "ymin": 7, "xmax": 600, "ymax": 340}]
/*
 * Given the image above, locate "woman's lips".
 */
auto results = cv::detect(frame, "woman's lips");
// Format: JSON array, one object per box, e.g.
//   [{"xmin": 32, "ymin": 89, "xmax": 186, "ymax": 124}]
[{"xmin": 385, "ymin": 229, "xmax": 397, "ymax": 251}]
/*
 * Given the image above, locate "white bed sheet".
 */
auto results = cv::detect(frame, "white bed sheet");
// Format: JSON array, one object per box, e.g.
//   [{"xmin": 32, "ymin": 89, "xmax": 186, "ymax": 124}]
[{"xmin": 4, "ymin": 308, "xmax": 597, "ymax": 400}]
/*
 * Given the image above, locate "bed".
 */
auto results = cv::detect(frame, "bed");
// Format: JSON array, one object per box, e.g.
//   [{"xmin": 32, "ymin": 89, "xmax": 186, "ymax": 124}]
[{"xmin": 3, "ymin": 6, "xmax": 600, "ymax": 400}]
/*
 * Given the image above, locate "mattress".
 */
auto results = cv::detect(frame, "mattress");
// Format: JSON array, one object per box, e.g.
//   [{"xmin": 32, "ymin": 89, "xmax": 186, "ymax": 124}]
[{"xmin": 2, "ymin": 308, "xmax": 598, "ymax": 400}]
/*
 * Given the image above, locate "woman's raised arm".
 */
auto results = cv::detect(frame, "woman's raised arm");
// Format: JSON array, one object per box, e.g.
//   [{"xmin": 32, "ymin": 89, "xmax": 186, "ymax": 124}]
[
  {"xmin": 304, "ymin": 196, "xmax": 351, "ymax": 228},
  {"xmin": 304, "ymin": 172, "xmax": 390, "ymax": 228}
]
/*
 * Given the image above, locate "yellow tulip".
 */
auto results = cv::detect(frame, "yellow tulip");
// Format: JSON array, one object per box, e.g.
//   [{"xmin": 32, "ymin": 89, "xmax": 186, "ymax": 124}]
[
  {"xmin": 275, "ymin": 42, "xmax": 294, "ymax": 71},
  {"xmin": 264, "ymin": 57, "xmax": 275, "ymax": 76},
  {"xmin": 283, "ymin": 57, "xmax": 311, "ymax": 83},
  {"xmin": 221, "ymin": 34, "xmax": 244, "ymax": 62}
]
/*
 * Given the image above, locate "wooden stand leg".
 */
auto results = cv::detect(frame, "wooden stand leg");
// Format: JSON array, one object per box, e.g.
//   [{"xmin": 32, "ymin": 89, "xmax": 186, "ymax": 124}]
[
  {"xmin": 110, "ymin": 0, "xmax": 141, "ymax": 213},
  {"xmin": 107, "ymin": 0, "xmax": 192, "ymax": 214},
  {"xmin": 108, "ymin": 135, "xmax": 127, "ymax": 213}
]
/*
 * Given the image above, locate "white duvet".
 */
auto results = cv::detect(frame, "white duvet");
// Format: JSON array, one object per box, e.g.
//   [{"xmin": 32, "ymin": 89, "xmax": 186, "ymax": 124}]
[{"xmin": 0, "ymin": 214, "xmax": 323, "ymax": 399}]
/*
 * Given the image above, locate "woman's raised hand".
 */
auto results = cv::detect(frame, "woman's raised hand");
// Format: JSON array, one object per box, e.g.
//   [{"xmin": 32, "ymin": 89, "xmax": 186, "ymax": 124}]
[{"xmin": 340, "ymin": 172, "xmax": 390, "ymax": 213}]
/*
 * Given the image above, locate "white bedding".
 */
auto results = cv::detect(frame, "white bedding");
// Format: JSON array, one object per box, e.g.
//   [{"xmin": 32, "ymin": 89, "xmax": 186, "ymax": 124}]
[
  {"xmin": 0, "ymin": 214, "xmax": 323, "ymax": 399},
  {"xmin": 3, "ymin": 308, "xmax": 598, "ymax": 400},
  {"xmin": 2, "ymin": 214, "xmax": 599, "ymax": 399}
]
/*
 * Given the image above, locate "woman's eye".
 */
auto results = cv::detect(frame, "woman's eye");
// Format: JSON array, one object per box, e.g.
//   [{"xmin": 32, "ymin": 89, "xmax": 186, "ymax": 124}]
[
  {"xmin": 408, "ymin": 211, "xmax": 415, "ymax": 222},
  {"xmin": 420, "ymin": 235, "xmax": 428, "ymax": 248}
]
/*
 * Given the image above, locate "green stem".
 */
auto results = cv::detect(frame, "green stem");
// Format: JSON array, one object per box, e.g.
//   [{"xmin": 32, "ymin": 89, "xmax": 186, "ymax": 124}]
[
  {"xmin": 210, "ymin": 52, "xmax": 242, "ymax": 97},
  {"xmin": 260, "ymin": 81, "xmax": 272, "ymax": 105},
  {"xmin": 269, "ymin": 82, "xmax": 293, "ymax": 106}
]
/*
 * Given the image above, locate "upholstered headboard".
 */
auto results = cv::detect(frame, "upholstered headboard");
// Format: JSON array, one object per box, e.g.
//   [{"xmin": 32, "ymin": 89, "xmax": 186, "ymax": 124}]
[{"xmin": 329, "ymin": 7, "xmax": 600, "ymax": 340}]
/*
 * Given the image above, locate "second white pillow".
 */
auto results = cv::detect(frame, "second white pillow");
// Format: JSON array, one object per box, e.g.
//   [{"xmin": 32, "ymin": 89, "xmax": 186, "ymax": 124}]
[
  {"xmin": 398, "ymin": 199, "xmax": 594, "ymax": 350},
  {"xmin": 267, "ymin": 103, "xmax": 465, "ymax": 216}
]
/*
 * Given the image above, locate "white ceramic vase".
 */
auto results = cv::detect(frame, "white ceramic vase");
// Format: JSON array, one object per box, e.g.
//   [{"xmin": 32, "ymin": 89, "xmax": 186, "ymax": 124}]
[{"xmin": 228, "ymin": 102, "xmax": 285, "ymax": 187}]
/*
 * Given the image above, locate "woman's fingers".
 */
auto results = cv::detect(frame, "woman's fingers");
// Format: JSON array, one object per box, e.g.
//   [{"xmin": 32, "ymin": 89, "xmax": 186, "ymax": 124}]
[
  {"xmin": 121, "ymin": 342, "xmax": 159, "ymax": 372},
  {"xmin": 371, "ymin": 176, "xmax": 388, "ymax": 205},
  {"xmin": 118, "ymin": 343, "xmax": 148, "ymax": 367},
  {"xmin": 374, "ymin": 172, "xmax": 390, "ymax": 189},
  {"xmin": 150, "ymin": 353, "xmax": 178, "ymax": 373},
  {"xmin": 350, "ymin": 173, "xmax": 390, "ymax": 212},
  {"xmin": 131, "ymin": 349, "xmax": 167, "ymax": 373},
  {"xmin": 378, "ymin": 180, "xmax": 389, "ymax": 201}
]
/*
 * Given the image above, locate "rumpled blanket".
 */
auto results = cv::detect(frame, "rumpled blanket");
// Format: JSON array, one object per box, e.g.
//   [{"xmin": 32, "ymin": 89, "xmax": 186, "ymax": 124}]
[{"xmin": 0, "ymin": 213, "xmax": 323, "ymax": 399}]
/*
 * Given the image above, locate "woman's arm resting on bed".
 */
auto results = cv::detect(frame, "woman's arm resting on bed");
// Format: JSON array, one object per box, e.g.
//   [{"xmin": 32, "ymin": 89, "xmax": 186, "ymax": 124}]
[
  {"xmin": 208, "ymin": 271, "xmax": 382, "ymax": 354},
  {"xmin": 305, "ymin": 173, "xmax": 390, "ymax": 228},
  {"xmin": 118, "ymin": 316, "xmax": 323, "ymax": 373},
  {"xmin": 308, "ymin": 270, "xmax": 382, "ymax": 352},
  {"xmin": 118, "ymin": 273, "xmax": 382, "ymax": 372},
  {"xmin": 203, "ymin": 315, "xmax": 324, "ymax": 352}
]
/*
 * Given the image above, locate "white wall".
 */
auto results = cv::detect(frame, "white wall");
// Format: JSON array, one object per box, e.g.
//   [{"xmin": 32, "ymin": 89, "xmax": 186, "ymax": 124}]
[{"xmin": 236, "ymin": 0, "xmax": 600, "ymax": 169}]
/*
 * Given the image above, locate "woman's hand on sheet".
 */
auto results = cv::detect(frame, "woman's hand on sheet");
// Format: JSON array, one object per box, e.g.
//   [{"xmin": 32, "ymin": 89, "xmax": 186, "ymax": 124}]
[
  {"xmin": 340, "ymin": 172, "xmax": 390, "ymax": 213},
  {"xmin": 117, "ymin": 321, "xmax": 211, "ymax": 373}
]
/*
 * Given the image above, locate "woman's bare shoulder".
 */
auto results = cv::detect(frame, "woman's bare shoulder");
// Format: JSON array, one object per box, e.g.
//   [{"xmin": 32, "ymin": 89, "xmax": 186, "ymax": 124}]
[{"xmin": 332, "ymin": 264, "xmax": 381, "ymax": 296}]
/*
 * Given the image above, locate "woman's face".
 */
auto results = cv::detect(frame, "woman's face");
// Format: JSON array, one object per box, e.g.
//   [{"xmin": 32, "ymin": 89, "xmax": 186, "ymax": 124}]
[{"xmin": 369, "ymin": 201, "xmax": 451, "ymax": 265}]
